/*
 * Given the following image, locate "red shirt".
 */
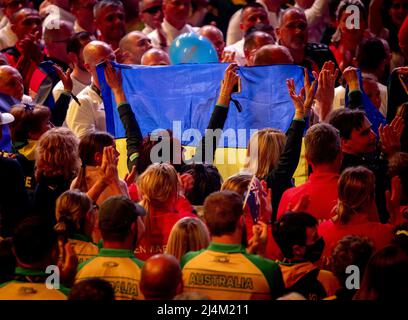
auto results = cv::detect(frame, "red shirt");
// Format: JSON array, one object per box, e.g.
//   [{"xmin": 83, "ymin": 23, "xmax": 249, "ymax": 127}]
[
  {"xmin": 277, "ymin": 172, "xmax": 339, "ymax": 221},
  {"xmin": 318, "ymin": 214, "xmax": 394, "ymax": 259},
  {"xmin": 135, "ymin": 197, "xmax": 195, "ymax": 261}
]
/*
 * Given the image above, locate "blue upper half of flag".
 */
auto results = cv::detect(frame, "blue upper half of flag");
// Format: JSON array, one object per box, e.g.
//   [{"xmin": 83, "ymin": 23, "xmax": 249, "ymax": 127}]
[{"xmin": 97, "ymin": 63, "xmax": 305, "ymax": 148}]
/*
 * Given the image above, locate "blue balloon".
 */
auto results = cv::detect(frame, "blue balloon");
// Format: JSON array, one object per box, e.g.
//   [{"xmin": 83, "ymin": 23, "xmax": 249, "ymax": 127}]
[{"xmin": 169, "ymin": 32, "xmax": 219, "ymax": 64}]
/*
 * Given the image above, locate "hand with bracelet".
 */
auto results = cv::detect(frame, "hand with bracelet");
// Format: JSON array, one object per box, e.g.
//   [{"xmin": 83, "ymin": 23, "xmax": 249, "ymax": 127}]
[
  {"xmin": 216, "ymin": 63, "xmax": 239, "ymax": 107},
  {"xmin": 286, "ymin": 68, "xmax": 317, "ymax": 120}
]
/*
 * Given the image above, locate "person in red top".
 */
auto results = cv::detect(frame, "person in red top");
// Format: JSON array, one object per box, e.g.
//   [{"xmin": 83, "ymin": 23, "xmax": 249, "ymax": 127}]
[
  {"xmin": 318, "ymin": 166, "xmax": 403, "ymax": 263},
  {"xmin": 278, "ymin": 123, "xmax": 342, "ymax": 222},
  {"xmin": 135, "ymin": 163, "xmax": 195, "ymax": 261}
]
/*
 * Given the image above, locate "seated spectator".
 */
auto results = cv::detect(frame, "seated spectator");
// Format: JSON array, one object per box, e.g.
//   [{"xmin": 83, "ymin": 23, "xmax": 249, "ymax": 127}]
[
  {"xmin": 253, "ymin": 44, "xmax": 294, "ymax": 66},
  {"xmin": 276, "ymin": 7, "xmax": 338, "ymax": 74},
  {"xmin": 0, "ymin": 0, "xmax": 30, "ymax": 50},
  {"xmin": 141, "ymin": 47, "xmax": 170, "ymax": 65},
  {"xmin": 33, "ymin": 127, "xmax": 80, "ymax": 226},
  {"xmin": 65, "ymin": 40, "xmax": 115, "ymax": 138},
  {"xmin": 273, "ymin": 212, "xmax": 340, "ymax": 300},
  {"xmin": 75, "ymin": 196, "xmax": 146, "ymax": 300},
  {"xmin": 330, "ymin": 235, "xmax": 374, "ymax": 300},
  {"xmin": 70, "ymin": 0, "xmax": 97, "ymax": 34},
  {"xmin": 318, "ymin": 166, "xmax": 400, "ymax": 260},
  {"xmin": 9, "ymin": 104, "xmax": 53, "ymax": 197},
  {"xmin": 0, "ymin": 65, "xmax": 31, "ymax": 106},
  {"xmin": 165, "ymin": 217, "xmax": 210, "ymax": 261},
  {"xmin": 54, "ymin": 189, "xmax": 99, "ymax": 264},
  {"xmin": 94, "ymin": 0, "xmax": 126, "ymax": 50},
  {"xmin": 135, "ymin": 163, "xmax": 195, "ymax": 260},
  {"xmin": 224, "ymin": 3, "xmax": 271, "ymax": 66},
  {"xmin": 68, "ymin": 278, "xmax": 114, "ymax": 300},
  {"xmin": 329, "ymin": 0, "xmax": 368, "ymax": 71},
  {"xmin": 139, "ymin": 0, "xmax": 164, "ymax": 35},
  {"xmin": 52, "ymin": 32, "xmax": 93, "ymax": 102},
  {"xmin": 140, "ymin": 253, "xmax": 183, "ymax": 299},
  {"xmin": 118, "ymin": 31, "xmax": 153, "ymax": 65},
  {"xmin": 0, "ymin": 217, "xmax": 70, "ymax": 300},
  {"xmin": 71, "ymin": 131, "xmax": 129, "ymax": 206},
  {"xmin": 354, "ymin": 245, "xmax": 408, "ymax": 300},
  {"xmin": 221, "ymin": 173, "xmax": 282, "ymax": 260},
  {"xmin": 199, "ymin": 25, "xmax": 225, "ymax": 61},
  {"xmin": 278, "ymin": 123, "xmax": 342, "ymax": 222},
  {"xmin": 148, "ymin": 0, "xmax": 197, "ymax": 52},
  {"xmin": 243, "ymin": 30, "xmax": 275, "ymax": 66},
  {"xmin": 181, "ymin": 191, "xmax": 285, "ymax": 300}
]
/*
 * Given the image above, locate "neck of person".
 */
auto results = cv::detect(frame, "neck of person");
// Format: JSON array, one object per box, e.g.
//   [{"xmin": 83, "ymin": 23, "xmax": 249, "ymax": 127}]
[
  {"xmin": 103, "ymin": 239, "xmax": 133, "ymax": 251},
  {"xmin": 310, "ymin": 162, "xmax": 341, "ymax": 175},
  {"xmin": 91, "ymin": 75, "xmax": 100, "ymax": 91},
  {"xmin": 211, "ymin": 229, "xmax": 243, "ymax": 245},
  {"xmin": 165, "ymin": 17, "xmax": 186, "ymax": 30},
  {"xmin": 72, "ymin": 66, "xmax": 91, "ymax": 85}
]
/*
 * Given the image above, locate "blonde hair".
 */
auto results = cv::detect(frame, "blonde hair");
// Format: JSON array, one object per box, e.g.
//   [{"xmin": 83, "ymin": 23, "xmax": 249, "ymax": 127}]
[
  {"xmin": 35, "ymin": 127, "xmax": 80, "ymax": 180},
  {"xmin": 221, "ymin": 173, "xmax": 253, "ymax": 196},
  {"xmin": 336, "ymin": 166, "xmax": 376, "ymax": 224},
  {"xmin": 165, "ymin": 217, "xmax": 210, "ymax": 261},
  {"xmin": 244, "ymin": 128, "xmax": 286, "ymax": 178},
  {"xmin": 55, "ymin": 189, "xmax": 92, "ymax": 235}
]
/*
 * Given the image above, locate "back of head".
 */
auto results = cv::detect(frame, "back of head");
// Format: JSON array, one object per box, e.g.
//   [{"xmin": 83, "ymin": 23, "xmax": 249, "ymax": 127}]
[
  {"xmin": 336, "ymin": 166, "xmax": 376, "ymax": 224},
  {"xmin": 78, "ymin": 131, "xmax": 114, "ymax": 167},
  {"xmin": 253, "ymin": 44, "xmax": 294, "ymax": 65},
  {"xmin": 166, "ymin": 217, "xmax": 210, "ymax": 261},
  {"xmin": 83, "ymin": 40, "xmax": 114, "ymax": 65},
  {"xmin": 355, "ymin": 245, "xmax": 408, "ymax": 300},
  {"xmin": 35, "ymin": 127, "xmax": 80, "ymax": 180},
  {"xmin": 9, "ymin": 104, "xmax": 51, "ymax": 142},
  {"xmin": 244, "ymin": 30, "xmax": 274, "ymax": 52},
  {"xmin": 245, "ymin": 128, "xmax": 286, "ymax": 178},
  {"xmin": 221, "ymin": 172, "xmax": 253, "ymax": 196},
  {"xmin": 137, "ymin": 163, "xmax": 178, "ymax": 210},
  {"xmin": 332, "ymin": 235, "xmax": 374, "ymax": 286},
  {"xmin": 13, "ymin": 217, "xmax": 58, "ymax": 267},
  {"xmin": 273, "ymin": 212, "xmax": 318, "ymax": 259},
  {"xmin": 203, "ymin": 191, "xmax": 243, "ymax": 237},
  {"xmin": 356, "ymin": 37, "xmax": 387, "ymax": 73},
  {"xmin": 328, "ymin": 108, "xmax": 366, "ymax": 140},
  {"xmin": 68, "ymin": 278, "xmax": 115, "ymax": 300},
  {"xmin": 304, "ymin": 123, "xmax": 341, "ymax": 166},
  {"xmin": 141, "ymin": 48, "xmax": 170, "ymax": 65},
  {"xmin": 336, "ymin": 0, "xmax": 367, "ymax": 22},
  {"xmin": 180, "ymin": 164, "xmax": 222, "ymax": 205},
  {"xmin": 55, "ymin": 189, "xmax": 92, "ymax": 235},
  {"xmin": 140, "ymin": 253, "xmax": 182, "ymax": 299},
  {"xmin": 67, "ymin": 32, "xmax": 94, "ymax": 56},
  {"xmin": 98, "ymin": 195, "xmax": 145, "ymax": 242}
]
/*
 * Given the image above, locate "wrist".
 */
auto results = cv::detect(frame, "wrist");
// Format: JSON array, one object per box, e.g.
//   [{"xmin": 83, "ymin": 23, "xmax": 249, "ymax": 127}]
[{"xmin": 348, "ymin": 80, "xmax": 360, "ymax": 91}]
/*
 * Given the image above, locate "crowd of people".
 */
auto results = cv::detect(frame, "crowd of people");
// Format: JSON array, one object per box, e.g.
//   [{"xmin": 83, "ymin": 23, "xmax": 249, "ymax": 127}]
[{"xmin": 0, "ymin": 0, "xmax": 408, "ymax": 301}]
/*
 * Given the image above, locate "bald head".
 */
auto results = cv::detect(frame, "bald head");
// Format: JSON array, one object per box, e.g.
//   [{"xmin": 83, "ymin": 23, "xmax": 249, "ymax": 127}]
[
  {"xmin": 199, "ymin": 25, "xmax": 225, "ymax": 59},
  {"xmin": 0, "ymin": 65, "xmax": 24, "ymax": 100},
  {"xmin": 244, "ymin": 31, "xmax": 275, "ymax": 66},
  {"xmin": 119, "ymin": 31, "xmax": 153, "ymax": 65},
  {"xmin": 141, "ymin": 48, "xmax": 170, "ymax": 66},
  {"xmin": 253, "ymin": 44, "xmax": 294, "ymax": 66},
  {"xmin": 140, "ymin": 254, "xmax": 182, "ymax": 299},
  {"xmin": 83, "ymin": 40, "xmax": 115, "ymax": 66}
]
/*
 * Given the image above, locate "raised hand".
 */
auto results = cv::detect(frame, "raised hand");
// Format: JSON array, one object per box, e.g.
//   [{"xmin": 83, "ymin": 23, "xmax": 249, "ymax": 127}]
[
  {"xmin": 104, "ymin": 61, "xmax": 127, "ymax": 105},
  {"xmin": 221, "ymin": 50, "xmax": 236, "ymax": 63},
  {"xmin": 379, "ymin": 122, "xmax": 401, "ymax": 157},
  {"xmin": 247, "ymin": 221, "xmax": 268, "ymax": 256},
  {"xmin": 314, "ymin": 61, "xmax": 339, "ymax": 121},
  {"xmin": 386, "ymin": 175, "xmax": 402, "ymax": 224},
  {"xmin": 124, "ymin": 165, "xmax": 137, "ymax": 187},
  {"xmin": 217, "ymin": 63, "xmax": 240, "ymax": 106},
  {"xmin": 342, "ymin": 66, "xmax": 360, "ymax": 91},
  {"xmin": 53, "ymin": 65, "xmax": 73, "ymax": 93},
  {"xmin": 178, "ymin": 172, "xmax": 194, "ymax": 195}
]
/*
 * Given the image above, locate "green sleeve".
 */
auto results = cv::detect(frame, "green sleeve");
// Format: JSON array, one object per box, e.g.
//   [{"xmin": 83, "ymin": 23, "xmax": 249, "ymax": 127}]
[
  {"xmin": 59, "ymin": 285, "xmax": 70, "ymax": 296},
  {"xmin": 180, "ymin": 250, "xmax": 203, "ymax": 269},
  {"xmin": 244, "ymin": 254, "xmax": 285, "ymax": 299},
  {"xmin": 131, "ymin": 258, "xmax": 144, "ymax": 269}
]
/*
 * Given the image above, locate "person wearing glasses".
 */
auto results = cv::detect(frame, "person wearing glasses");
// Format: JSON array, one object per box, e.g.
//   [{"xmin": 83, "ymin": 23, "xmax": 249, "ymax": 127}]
[{"xmin": 139, "ymin": 0, "xmax": 164, "ymax": 35}]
